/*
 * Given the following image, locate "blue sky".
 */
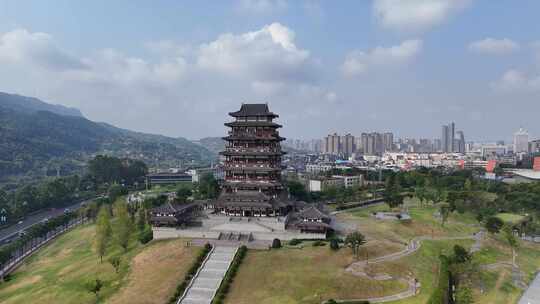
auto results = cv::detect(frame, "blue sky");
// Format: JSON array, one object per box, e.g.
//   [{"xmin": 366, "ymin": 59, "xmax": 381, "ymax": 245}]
[{"xmin": 0, "ymin": 0, "xmax": 539, "ymax": 141}]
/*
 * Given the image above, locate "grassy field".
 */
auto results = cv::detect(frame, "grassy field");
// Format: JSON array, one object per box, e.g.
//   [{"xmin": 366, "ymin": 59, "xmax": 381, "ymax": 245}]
[
  {"xmin": 472, "ymin": 232, "xmax": 540, "ymax": 304},
  {"xmin": 496, "ymin": 213, "xmax": 526, "ymax": 224},
  {"xmin": 225, "ymin": 244, "xmax": 408, "ymax": 304},
  {"xmin": 0, "ymin": 223, "xmax": 197, "ymax": 304},
  {"xmin": 386, "ymin": 239, "xmax": 474, "ymax": 304},
  {"xmin": 341, "ymin": 198, "xmax": 479, "ymax": 244}
]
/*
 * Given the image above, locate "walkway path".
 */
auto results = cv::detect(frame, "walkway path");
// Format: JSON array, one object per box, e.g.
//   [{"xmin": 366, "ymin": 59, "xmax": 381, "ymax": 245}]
[
  {"xmin": 518, "ymin": 272, "xmax": 540, "ymax": 304},
  {"xmin": 339, "ymin": 232, "xmax": 481, "ymax": 303},
  {"xmin": 179, "ymin": 246, "xmax": 237, "ymax": 304}
]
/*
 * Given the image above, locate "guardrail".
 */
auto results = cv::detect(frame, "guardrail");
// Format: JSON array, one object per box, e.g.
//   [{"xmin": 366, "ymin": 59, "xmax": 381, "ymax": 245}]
[{"xmin": 0, "ymin": 218, "xmax": 86, "ymax": 279}]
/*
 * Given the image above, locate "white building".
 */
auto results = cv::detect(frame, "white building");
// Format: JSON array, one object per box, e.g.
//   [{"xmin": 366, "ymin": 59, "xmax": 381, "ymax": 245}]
[
  {"xmin": 514, "ymin": 128, "xmax": 529, "ymax": 154},
  {"xmin": 333, "ymin": 175, "xmax": 364, "ymax": 188},
  {"xmin": 306, "ymin": 163, "xmax": 334, "ymax": 174}
]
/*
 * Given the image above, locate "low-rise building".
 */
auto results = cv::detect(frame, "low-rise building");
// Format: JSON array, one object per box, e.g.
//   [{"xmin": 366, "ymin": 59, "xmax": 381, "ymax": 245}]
[
  {"xmin": 333, "ymin": 175, "xmax": 364, "ymax": 188},
  {"xmin": 308, "ymin": 177, "xmax": 344, "ymax": 192},
  {"xmin": 145, "ymin": 172, "xmax": 192, "ymax": 187},
  {"xmin": 306, "ymin": 163, "xmax": 334, "ymax": 174}
]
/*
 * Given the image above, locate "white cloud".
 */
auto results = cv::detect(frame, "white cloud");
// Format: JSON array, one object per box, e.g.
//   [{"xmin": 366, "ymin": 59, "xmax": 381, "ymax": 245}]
[
  {"xmin": 341, "ymin": 39, "xmax": 423, "ymax": 77},
  {"xmin": 468, "ymin": 38, "xmax": 519, "ymax": 54},
  {"xmin": 373, "ymin": 0, "xmax": 472, "ymax": 32},
  {"xmin": 0, "ymin": 28, "xmax": 86, "ymax": 71},
  {"xmin": 491, "ymin": 69, "xmax": 540, "ymax": 91},
  {"xmin": 197, "ymin": 22, "xmax": 313, "ymax": 83},
  {"xmin": 237, "ymin": 0, "xmax": 287, "ymax": 14},
  {"xmin": 0, "ymin": 25, "xmax": 337, "ymax": 138}
]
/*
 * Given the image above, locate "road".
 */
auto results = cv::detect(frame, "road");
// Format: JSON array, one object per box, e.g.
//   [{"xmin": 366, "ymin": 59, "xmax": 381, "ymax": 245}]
[{"xmin": 0, "ymin": 200, "xmax": 88, "ymax": 245}]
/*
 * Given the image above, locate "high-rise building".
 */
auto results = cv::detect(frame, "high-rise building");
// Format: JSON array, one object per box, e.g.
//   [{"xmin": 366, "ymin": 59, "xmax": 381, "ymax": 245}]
[
  {"xmin": 324, "ymin": 133, "xmax": 340, "ymax": 155},
  {"xmin": 341, "ymin": 133, "xmax": 355, "ymax": 158},
  {"xmin": 362, "ymin": 132, "xmax": 383, "ymax": 155},
  {"xmin": 530, "ymin": 140, "xmax": 540, "ymax": 154},
  {"xmin": 434, "ymin": 138, "xmax": 442, "ymax": 152},
  {"xmin": 513, "ymin": 128, "xmax": 529, "ymax": 153},
  {"xmin": 383, "ymin": 132, "xmax": 394, "ymax": 152},
  {"xmin": 441, "ymin": 122, "xmax": 455, "ymax": 153},
  {"xmin": 456, "ymin": 131, "xmax": 466, "ymax": 153},
  {"xmin": 360, "ymin": 133, "xmax": 369, "ymax": 154}
]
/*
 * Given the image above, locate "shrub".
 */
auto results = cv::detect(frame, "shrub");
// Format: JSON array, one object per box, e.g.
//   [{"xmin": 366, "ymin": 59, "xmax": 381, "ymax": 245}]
[
  {"xmin": 212, "ymin": 246, "xmax": 248, "ymax": 304},
  {"xmin": 330, "ymin": 238, "xmax": 340, "ymax": 250},
  {"xmin": 289, "ymin": 238, "xmax": 302, "ymax": 246},
  {"xmin": 138, "ymin": 225, "xmax": 153, "ymax": 244},
  {"xmin": 312, "ymin": 240, "xmax": 326, "ymax": 247},
  {"xmin": 427, "ymin": 255, "xmax": 450, "ymax": 304},
  {"xmin": 272, "ymin": 238, "xmax": 282, "ymax": 249}
]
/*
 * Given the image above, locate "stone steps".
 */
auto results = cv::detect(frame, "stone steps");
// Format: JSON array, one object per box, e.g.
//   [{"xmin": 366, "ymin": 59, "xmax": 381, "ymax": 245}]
[{"xmin": 179, "ymin": 246, "xmax": 238, "ymax": 304}]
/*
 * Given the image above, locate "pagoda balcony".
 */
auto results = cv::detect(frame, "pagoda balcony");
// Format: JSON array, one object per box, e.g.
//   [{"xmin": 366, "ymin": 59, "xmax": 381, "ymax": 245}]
[
  {"xmin": 220, "ymin": 147, "xmax": 284, "ymax": 156},
  {"xmin": 224, "ymin": 164, "xmax": 280, "ymax": 172}
]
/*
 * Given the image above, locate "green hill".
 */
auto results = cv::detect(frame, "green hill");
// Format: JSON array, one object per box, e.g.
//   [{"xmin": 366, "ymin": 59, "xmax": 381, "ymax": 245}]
[{"xmin": 0, "ymin": 92, "xmax": 214, "ymax": 186}]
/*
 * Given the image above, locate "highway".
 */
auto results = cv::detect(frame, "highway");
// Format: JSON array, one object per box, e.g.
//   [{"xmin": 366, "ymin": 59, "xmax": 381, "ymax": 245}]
[{"xmin": 0, "ymin": 200, "xmax": 88, "ymax": 245}]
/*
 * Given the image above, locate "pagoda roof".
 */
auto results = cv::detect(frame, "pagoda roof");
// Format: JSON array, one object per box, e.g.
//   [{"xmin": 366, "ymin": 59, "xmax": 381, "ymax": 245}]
[
  {"xmin": 229, "ymin": 104, "xmax": 278, "ymax": 118},
  {"xmin": 296, "ymin": 206, "xmax": 330, "ymax": 220},
  {"xmin": 224, "ymin": 121, "xmax": 282, "ymax": 128},
  {"xmin": 150, "ymin": 201, "xmax": 199, "ymax": 215}
]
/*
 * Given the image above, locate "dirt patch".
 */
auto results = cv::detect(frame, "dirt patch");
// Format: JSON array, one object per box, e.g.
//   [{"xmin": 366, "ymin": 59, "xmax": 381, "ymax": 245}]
[{"xmin": 108, "ymin": 240, "xmax": 196, "ymax": 304}]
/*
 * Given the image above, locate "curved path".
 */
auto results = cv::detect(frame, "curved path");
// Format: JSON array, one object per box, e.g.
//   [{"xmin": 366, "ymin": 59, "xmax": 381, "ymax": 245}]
[{"xmin": 333, "ymin": 232, "xmax": 483, "ymax": 304}]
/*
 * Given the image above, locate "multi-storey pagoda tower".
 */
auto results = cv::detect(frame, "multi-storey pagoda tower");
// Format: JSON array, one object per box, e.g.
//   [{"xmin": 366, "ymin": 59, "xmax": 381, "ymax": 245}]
[{"xmin": 215, "ymin": 103, "xmax": 291, "ymax": 217}]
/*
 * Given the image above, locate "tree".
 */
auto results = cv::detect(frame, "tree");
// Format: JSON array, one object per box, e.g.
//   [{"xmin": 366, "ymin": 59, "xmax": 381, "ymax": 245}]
[
  {"xmin": 136, "ymin": 208, "xmax": 147, "ymax": 232},
  {"xmin": 384, "ymin": 175, "xmax": 404, "ymax": 209},
  {"xmin": 414, "ymin": 187, "xmax": 427, "ymax": 206},
  {"xmin": 271, "ymin": 238, "xmax": 281, "ymax": 249},
  {"xmin": 485, "ymin": 216, "xmax": 504, "ymax": 234},
  {"xmin": 455, "ymin": 286, "xmax": 474, "ymax": 304},
  {"xmin": 330, "ymin": 238, "xmax": 340, "ymax": 251},
  {"xmin": 114, "ymin": 201, "xmax": 132, "ymax": 252},
  {"xmin": 95, "ymin": 206, "xmax": 112, "ymax": 262},
  {"xmin": 176, "ymin": 186, "xmax": 192, "ymax": 203},
  {"xmin": 87, "ymin": 278, "xmax": 103, "ymax": 302},
  {"xmin": 463, "ymin": 179, "xmax": 472, "ymax": 191},
  {"xmin": 198, "ymin": 173, "xmax": 219, "ymax": 199},
  {"xmin": 439, "ymin": 203, "xmax": 450, "ymax": 227},
  {"xmin": 138, "ymin": 224, "xmax": 153, "ymax": 244},
  {"xmin": 344, "ymin": 231, "xmax": 366, "ymax": 259},
  {"xmin": 108, "ymin": 256, "xmax": 121, "ymax": 273},
  {"xmin": 502, "ymin": 224, "xmax": 519, "ymax": 266},
  {"xmin": 108, "ymin": 184, "xmax": 127, "ymax": 203},
  {"xmin": 287, "ymin": 180, "xmax": 309, "ymax": 201},
  {"xmin": 452, "ymin": 245, "xmax": 471, "ymax": 264}
]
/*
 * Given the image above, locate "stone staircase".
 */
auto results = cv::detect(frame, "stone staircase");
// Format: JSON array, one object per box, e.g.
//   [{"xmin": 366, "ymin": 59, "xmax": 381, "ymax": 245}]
[
  {"xmin": 217, "ymin": 232, "xmax": 253, "ymax": 242},
  {"xmin": 179, "ymin": 246, "xmax": 237, "ymax": 304}
]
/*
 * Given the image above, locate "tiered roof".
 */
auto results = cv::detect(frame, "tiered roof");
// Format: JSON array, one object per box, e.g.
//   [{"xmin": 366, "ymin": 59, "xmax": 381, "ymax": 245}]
[{"xmin": 229, "ymin": 103, "xmax": 278, "ymax": 118}]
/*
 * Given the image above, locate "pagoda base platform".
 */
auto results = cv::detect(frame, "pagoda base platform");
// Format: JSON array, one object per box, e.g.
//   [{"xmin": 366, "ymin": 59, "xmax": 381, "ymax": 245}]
[{"xmin": 152, "ymin": 214, "xmax": 326, "ymax": 242}]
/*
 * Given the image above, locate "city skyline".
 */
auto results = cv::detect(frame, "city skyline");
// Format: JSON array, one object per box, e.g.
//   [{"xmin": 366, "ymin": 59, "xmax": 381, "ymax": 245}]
[{"xmin": 1, "ymin": 1, "xmax": 540, "ymax": 140}]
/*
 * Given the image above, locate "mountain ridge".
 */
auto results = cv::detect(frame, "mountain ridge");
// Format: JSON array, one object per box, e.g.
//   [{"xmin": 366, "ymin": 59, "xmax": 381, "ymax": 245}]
[{"xmin": 0, "ymin": 92, "xmax": 214, "ymax": 186}]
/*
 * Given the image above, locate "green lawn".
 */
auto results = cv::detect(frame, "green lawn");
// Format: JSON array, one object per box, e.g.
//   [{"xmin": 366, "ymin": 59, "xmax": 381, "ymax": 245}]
[
  {"xmin": 0, "ymin": 222, "xmax": 197, "ymax": 304},
  {"xmin": 225, "ymin": 246, "xmax": 408, "ymax": 304},
  {"xmin": 496, "ymin": 213, "xmax": 526, "ymax": 224},
  {"xmin": 374, "ymin": 239, "xmax": 474, "ymax": 304},
  {"xmin": 340, "ymin": 198, "xmax": 479, "ymax": 244}
]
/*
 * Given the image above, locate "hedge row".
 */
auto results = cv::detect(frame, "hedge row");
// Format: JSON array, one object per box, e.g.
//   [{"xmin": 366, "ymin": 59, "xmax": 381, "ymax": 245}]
[
  {"xmin": 167, "ymin": 243, "xmax": 213, "ymax": 304},
  {"xmin": 427, "ymin": 255, "xmax": 451, "ymax": 304},
  {"xmin": 212, "ymin": 245, "xmax": 248, "ymax": 304}
]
